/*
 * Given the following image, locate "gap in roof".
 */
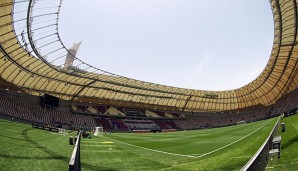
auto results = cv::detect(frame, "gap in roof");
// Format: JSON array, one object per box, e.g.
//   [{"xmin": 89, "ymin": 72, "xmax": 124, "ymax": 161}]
[{"xmin": 59, "ymin": 0, "xmax": 274, "ymax": 91}]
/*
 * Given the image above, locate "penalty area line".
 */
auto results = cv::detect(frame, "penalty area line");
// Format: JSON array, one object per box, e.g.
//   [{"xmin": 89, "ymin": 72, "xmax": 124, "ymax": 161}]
[
  {"xmin": 107, "ymin": 119, "xmax": 273, "ymax": 159},
  {"xmin": 107, "ymin": 137, "xmax": 197, "ymax": 158},
  {"xmin": 194, "ymin": 119, "xmax": 273, "ymax": 158}
]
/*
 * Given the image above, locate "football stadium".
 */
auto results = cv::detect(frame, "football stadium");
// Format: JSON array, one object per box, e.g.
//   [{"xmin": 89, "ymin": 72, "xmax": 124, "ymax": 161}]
[{"xmin": 0, "ymin": 0, "xmax": 298, "ymax": 171}]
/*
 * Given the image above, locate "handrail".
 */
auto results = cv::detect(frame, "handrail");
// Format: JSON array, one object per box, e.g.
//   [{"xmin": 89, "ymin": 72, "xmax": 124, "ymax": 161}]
[
  {"xmin": 241, "ymin": 116, "xmax": 281, "ymax": 171},
  {"xmin": 69, "ymin": 131, "xmax": 81, "ymax": 171}
]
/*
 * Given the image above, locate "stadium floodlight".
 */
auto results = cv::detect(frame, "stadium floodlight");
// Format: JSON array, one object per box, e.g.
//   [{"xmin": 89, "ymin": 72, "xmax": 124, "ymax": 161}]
[{"xmin": 94, "ymin": 127, "xmax": 103, "ymax": 136}]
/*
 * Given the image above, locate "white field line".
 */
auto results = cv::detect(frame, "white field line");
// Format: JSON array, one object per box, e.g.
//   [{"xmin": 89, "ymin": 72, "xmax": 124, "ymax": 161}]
[
  {"xmin": 81, "ymin": 144, "xmax": 115, "ymax": 147},
  {"xmin": 193, "ymin": 120, "xmax": 272, "ymax": 158},
  {"xmin": 106, "ymin": 120, "xmax": 272, "ymax": 159},
  {"xmin": 108, "ymin": 137, "xmax": 197, "ymax": 158},
  {"xmin": 49, "ymin": 132, "xmax": 67, "ymax": 136},
  {"xmin": 81, "ymin": 141, "xmax": 112, "ymax": 144},
  {"xmin": 189, "ymin": 153, "xmax": 204, "ymax": 156}
]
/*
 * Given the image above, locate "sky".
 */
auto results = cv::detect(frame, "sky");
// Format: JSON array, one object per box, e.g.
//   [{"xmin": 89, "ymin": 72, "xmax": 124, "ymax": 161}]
[{"xmin": 59, "ymin": 0, "xmax": 274, "ymax": 91}]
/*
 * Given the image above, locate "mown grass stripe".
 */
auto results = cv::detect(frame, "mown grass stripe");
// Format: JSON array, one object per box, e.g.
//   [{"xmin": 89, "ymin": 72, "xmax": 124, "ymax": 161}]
[
  {"xmin": 107, "ymin": 137, "xmax": 198, "ymax": 158},
  {"xmin": 106, "ymin": 119, "xmax": 273, "ymax": 159},
  {"xmin": 194, "ymin": 119, "xmax": 273, "ymax": 158}
]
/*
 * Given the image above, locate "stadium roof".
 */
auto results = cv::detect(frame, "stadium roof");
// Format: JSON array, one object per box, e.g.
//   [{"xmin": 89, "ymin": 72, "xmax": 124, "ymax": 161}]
[{"xmin": 0, "ymin": 0, "xmax": 297, "ymax": 112}]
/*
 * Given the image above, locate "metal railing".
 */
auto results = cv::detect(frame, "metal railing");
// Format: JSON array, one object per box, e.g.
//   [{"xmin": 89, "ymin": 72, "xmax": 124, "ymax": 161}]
[
  {"xmin": 69, "ymin": 131, "xmax": 82, "ymax": 171},
  {"xmin": 241, "ymin": 116, "xmax": 281, "ymax": 171}
]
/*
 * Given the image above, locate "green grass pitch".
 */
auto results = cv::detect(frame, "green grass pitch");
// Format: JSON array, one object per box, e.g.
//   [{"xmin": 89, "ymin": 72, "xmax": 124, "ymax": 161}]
[
  {"xmin": 0, "ymin": 119, "xmax": 76, "ymax": 171},
  {"xmin": 266, "ymin": 114, "xmax": 298, "ymax": 171},
  {"xmin": 81, "ymin": 118, "xmax": 276, "ymax": 171},
  {"xmin": 0, "ymin": 114, "xmax": 297, "ymax": 171}
]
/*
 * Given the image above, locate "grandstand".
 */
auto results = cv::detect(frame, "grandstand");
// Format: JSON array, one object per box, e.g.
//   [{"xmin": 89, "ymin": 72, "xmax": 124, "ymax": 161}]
[{"xmin": 0, "ymin": 0, "xmax": 297, "ymax": 170}]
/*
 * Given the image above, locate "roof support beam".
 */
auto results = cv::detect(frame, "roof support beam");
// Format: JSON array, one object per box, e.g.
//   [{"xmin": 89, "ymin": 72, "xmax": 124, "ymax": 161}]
[
  {"xmin": 182, "ymin": 95, "xmax": 192, "ymax": 112},
  {"xmin": 71, "ymin": 80, "xmax": 96, "ymax": 101}
]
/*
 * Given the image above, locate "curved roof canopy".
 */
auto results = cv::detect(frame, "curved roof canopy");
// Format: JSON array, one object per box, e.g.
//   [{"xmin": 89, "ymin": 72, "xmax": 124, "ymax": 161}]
[{"xmin": 0, "ymin": 0, "xmax": 297, "ymax": 112}]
